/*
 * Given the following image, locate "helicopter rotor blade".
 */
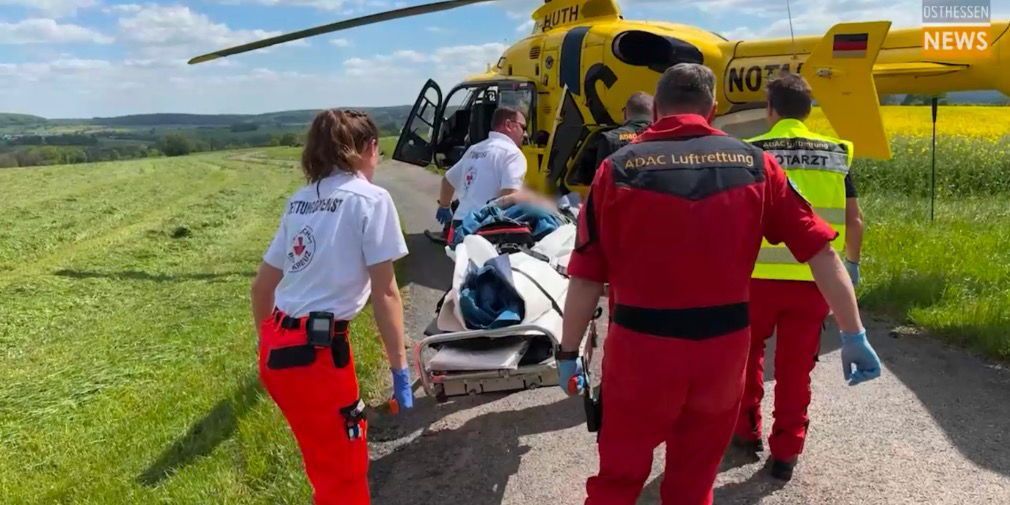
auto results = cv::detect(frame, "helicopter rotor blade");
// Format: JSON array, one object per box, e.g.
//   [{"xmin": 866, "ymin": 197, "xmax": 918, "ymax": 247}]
[{"xmin": 189, "ymin": 0, "xmax": 498, "ymax": 64}]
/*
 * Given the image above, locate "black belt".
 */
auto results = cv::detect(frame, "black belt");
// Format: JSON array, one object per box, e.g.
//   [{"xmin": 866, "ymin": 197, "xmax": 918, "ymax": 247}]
[
  {"xmin": 612, "ymin": 302, "xmax": 749, "ymax": 340},
  {"xmin": 273, "ymin": 311, "xmax": 350, "ymax": 333},
  {"xmin": 267, "ymin": 310, "xmax": 351, "ymax": 369}
]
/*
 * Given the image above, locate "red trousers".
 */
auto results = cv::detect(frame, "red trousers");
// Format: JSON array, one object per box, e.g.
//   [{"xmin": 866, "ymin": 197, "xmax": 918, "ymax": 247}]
[
  {"xmin": 258, "ymin": 316, "xmax": 370, "ymax": 505},
  {"xmin": 734, "ymin": 279, "xmax": 829, "ymax": 461},
  {"xmin": 585, "ymin": 325, "xmax": 750, "ymax": 505}
]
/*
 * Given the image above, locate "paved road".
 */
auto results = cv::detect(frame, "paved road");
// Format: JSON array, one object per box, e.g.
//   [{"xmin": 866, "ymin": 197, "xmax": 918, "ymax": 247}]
[{"xmin": 367, "ymin": 161, "xmax": 1010, "ymax": 504}]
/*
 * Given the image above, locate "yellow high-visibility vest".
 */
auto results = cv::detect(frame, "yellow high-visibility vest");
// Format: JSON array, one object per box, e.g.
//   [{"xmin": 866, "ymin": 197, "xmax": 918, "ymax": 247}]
[{"xmin": 748, "ymin": 119, "xmax": 852, "ymax": 282}]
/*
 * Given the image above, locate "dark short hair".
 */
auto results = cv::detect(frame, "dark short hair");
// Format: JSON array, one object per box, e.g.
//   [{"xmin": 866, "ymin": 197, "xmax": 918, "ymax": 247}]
[
  {"xmin": 654, "ymin": 63, "xmax": 716, "ymax": 116},
  {"xmin": 491, "ymin": 106, "xmax": 524, "ymax": 128},
  {"xmin": 766, "ymin": 72, "xmax": 812, "ymax": 119},
  {"xmin": 625, "ymin": 92, "xmax": 653, "ymax": 119}
]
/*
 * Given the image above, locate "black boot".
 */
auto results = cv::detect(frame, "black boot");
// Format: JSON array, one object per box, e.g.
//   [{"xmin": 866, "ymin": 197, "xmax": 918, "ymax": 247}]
[
  {"xmin": 770, "ymin": 458, "xmax": 797, "ymax": 481},
  {"xmin": 731, "ymin": 435, "xmax": 764, "ymax": 453}
]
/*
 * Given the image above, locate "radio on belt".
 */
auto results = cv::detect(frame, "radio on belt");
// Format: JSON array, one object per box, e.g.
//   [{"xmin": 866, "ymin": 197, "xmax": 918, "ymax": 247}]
[{"xmin": 307, "ymin": 312, "xmax": 335, "ymax": 347}]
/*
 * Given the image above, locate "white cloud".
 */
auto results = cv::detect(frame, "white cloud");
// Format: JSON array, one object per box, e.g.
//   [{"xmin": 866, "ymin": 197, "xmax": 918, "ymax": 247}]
[
  {"xmin": 516, "ymin": 19, "xmax": 534, "ymax": 33},
  {"xmin": 497, "ymin": 0, "xmax": 539, "ymax": 17},
  {"xmin": 0, "ymin": 19, "xmax": 114, "ymax": 45},
  {"xmin": 646, "ymin": 0, "xmax": 923, "ymax": 40},
  {"xmin": 0, "ymin": 0, "xmax": 99, "ymax": 17},
  {"xmin": 117, "ymin": 4, "xmax": 307, "ymax": 59},
  {"xmin": 759, "ymin": 0, "xmax": 921, "ymax": 37},
  {"xmin": 717, "ymin": 26, "xmax": 755, "ymax": 40},
  {"xmin": 625, "ymin": 0, "xmax": 782, "ymax": 18},
  {"xmin": 342, "ymin": 42, "xmax": 505, "ymax": 80},
  {"xmin": 0, "ymin": 58, "xmax": 111, "ymax": 82},
  {"xmin": 122, "ymin": 58, "xmax": 184, "ymax": 69},
  {"xmin": 330, "ymin": 37, "xmax": 352, "ymax": 47},
  {"xmin": 425, "ymin": 26, "xmax": 449, "ymax": 34},
  {"xmin": 215, "ymin": 0, "xmax": 357, "ymax": 10},
  {"xmin": 50, "ymin": 58, "xmax": 112, "ymax": 71},
  {"xmin": 103, "ymin": 3, "xmax": 143, "ymax": 14},
  {"xmin": 392, "ymin": 49, "xmax": 426, "ymax": 62},
  {"xmin": 0, "ymin": 56, "xmax": 415, "ymax": 117}
]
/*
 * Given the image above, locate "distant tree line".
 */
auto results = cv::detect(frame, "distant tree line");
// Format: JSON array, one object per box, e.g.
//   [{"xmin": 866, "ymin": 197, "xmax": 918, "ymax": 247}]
[
  {"xmin": 156, "ymin": 132, "xmax": 300, "ymax": 157},
  {"xmin": 7, "ymin": 133, "xmax": 100, "ymax": 146},
  {"xmin": 0, "ymin": 144, "xmax": 160, "ymax": 168},
  {"xmin": 0, "ymin": 110, "xmax": 403, "ymax": 169},
  {"xmin": 0, "ymin": 131, "xmax": 306, "ymax": 168}
]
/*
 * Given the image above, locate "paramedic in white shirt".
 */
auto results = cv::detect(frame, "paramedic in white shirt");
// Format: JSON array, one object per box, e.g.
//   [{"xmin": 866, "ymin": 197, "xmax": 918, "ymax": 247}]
[
  {"xmin": 435, "ymin": 106, "xmax": 528, "ymax": 242},
  {"xmin": 249, "ymin": 109, "xmax": 411, "ymax": 505}
]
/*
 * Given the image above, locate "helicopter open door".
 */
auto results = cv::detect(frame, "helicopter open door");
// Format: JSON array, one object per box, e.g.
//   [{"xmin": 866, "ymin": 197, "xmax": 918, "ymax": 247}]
[{"xmin": 393, "ymin": 79, "xmax": 443, "ymax": 167}]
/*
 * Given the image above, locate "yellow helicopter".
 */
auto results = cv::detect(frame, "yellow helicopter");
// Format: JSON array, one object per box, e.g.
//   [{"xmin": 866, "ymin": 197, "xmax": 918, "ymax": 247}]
[{"xmin": 190, "ymin": 0, "xmax": 1010, "ymax": 198}]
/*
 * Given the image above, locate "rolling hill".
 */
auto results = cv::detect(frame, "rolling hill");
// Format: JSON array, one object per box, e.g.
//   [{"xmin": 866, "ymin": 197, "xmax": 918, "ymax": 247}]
[
  {"xmin": 0, "ymin": 113, "xmax": 47, "ymax": 127},
  {"xmin": 42, "ymin": 106, "xmax": 412, "ymax": 128}
]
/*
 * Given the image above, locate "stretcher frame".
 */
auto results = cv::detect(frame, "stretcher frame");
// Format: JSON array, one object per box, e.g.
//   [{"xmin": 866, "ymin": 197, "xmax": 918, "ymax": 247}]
[{"xmin": 414, "ymin": 324, "xmax": 561, "ymax": 402}]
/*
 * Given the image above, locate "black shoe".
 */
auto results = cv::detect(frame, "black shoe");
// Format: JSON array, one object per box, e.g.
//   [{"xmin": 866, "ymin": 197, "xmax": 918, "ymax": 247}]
[
  {"xmin": 423, "ymin": 229, "xmax": 447, "ymax": 245},
  {"xmin": 770, "ymin": 458, "xmax": 797, "ymax": 482},
  {"xmin": 731, "ymin": 435, "xmax": 764, "ymax": 453}
]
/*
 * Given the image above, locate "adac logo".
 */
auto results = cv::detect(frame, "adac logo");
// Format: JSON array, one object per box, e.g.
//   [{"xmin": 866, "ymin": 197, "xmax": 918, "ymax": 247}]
[{"xmin": 288, "ymin": 226, "xmax": 316, "ymax": 272}]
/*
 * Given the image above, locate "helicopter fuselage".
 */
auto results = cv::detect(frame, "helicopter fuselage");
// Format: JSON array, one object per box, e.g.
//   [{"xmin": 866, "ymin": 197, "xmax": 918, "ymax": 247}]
[{"xmin": 390, "ymin": 0, "xmax": 1010, "ymax": 197}]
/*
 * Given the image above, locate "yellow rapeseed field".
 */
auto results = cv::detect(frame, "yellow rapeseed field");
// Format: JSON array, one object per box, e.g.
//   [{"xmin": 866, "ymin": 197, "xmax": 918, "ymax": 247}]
[
  {"xmin": 804, "ymin": 104, "xmax": 1010, "ymax": 361},
  {"xmin": 807, "ymin": 105, "xmax": 1010, "ymax": 139}
]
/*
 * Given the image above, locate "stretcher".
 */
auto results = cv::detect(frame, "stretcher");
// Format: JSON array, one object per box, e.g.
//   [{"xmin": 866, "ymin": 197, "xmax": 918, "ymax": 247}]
[
  {"xmin": 415, "ymin": 324, "xmax": 561, "ymax": 401},
  {"xmin": 413, "ymin": 211, "xmax": 579, "ymax": 402}
]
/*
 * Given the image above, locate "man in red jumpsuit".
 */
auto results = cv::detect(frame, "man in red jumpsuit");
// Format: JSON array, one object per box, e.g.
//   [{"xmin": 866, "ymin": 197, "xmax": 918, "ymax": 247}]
[
  {"xmin": 732, "ymin": 73, "xmax": 870, "ymax": 482},
  {"xmin": 556, "ymin": 63, "xmax": 881, "ymax": 505}
]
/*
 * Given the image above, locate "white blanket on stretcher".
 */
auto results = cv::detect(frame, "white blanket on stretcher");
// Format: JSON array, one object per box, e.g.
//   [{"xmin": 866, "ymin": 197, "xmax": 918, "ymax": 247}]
[{"xmin": 436, "ymin": 224, "xmax": 576, "ymax": 334}]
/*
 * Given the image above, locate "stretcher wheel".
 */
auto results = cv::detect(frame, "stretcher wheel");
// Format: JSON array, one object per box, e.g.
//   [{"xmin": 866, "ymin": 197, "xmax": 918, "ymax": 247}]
[{"xmin": 434, "ymin": 385, "xmax": 448, "ymax": 403}]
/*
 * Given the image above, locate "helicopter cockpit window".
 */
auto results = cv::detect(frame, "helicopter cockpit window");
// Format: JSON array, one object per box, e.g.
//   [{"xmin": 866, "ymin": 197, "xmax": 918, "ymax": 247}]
[
  {"xmin": 499, "ymin": 82, "xmax": 535, "ymax": 132},
  {"xmin": 435, "ymin": 87, "xmax": 478, "ymax": 167},
  {"xmin": 432, "ymin": 80, "xmax": 537, "ymax": 169}
]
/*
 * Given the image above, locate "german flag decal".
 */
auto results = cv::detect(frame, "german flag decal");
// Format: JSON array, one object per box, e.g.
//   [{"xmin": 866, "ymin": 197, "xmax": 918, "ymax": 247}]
[{"xmin": 833, "ymin": 33, "xmax": 868, "ymax": 58}]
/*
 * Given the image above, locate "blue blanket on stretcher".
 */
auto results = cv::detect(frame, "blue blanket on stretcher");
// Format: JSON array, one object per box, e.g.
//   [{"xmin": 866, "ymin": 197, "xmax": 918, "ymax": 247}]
[
  {"xmin": 458, "ymin": 255, "xmax": 525, "ymax": 329},
  {"xmin": 451, "ymin": 202, "xmax": 566, "ymax": 248}
]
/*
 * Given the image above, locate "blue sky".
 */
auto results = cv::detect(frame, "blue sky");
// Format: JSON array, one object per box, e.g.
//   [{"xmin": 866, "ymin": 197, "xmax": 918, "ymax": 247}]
[{"xmin": 0, "ymin": 0, "xmax": 1004, "ymax": 117}]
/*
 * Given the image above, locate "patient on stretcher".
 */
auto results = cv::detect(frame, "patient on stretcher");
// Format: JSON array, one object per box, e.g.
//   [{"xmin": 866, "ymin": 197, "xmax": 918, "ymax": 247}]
[{"xmin": 422, "ymin": 195, "xmax": 578, "ymax": 376}]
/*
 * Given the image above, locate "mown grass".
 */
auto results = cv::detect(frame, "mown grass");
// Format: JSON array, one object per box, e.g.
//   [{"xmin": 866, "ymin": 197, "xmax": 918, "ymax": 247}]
[
  {"xmin": 0, "ymin": 149, "xmax": 391, "ymax": 503},
  {"xmin": 806, "ymin": 105, "xmax": 1010, "ymax": 361},
  {"xmin": 254, "ymin": 137, "xmax": 398, "ymax": 165},
  {"xmin": 860, "ymin": 195, "xmax": 1010, "ymax": 361}
]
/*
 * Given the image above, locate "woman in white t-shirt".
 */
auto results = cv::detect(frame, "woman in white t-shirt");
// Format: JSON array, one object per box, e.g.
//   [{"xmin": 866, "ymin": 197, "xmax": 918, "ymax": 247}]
[{"xmin": 249, "ymin": 109, "xmax": 411, "ymax": 505}]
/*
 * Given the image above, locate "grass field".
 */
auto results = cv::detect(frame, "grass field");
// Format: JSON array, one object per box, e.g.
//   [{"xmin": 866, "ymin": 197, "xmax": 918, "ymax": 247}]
[
  {"xmin": 860, "ymin": 196, "xmax": 1010, "ymax": 360},
  {"xmin": 807, "ymin": 105, "xmax": 1010, "ymax": 360},
  {"xmin": 0, "ymin": 150, "xmax": 392, "ymax": 503}
]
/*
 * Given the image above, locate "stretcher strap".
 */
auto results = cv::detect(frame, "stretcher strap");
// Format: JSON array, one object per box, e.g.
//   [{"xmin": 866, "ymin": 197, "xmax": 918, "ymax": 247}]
[
  {"xmin": 519, "ymin": 247, "xmax": 569, "ymax": 277},
  {"xmin": 511, "ymin": 267, "xmax": 564, "ymax": 317}
]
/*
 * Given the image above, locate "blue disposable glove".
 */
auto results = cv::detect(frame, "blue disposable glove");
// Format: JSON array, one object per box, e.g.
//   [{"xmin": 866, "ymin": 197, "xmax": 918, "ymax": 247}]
[
  {"xmin": 840, "ymin": 329, "xmax": 881, "ymax": 386},
  {"xmin": 391, "ymin": 367, "xmax": 414, "ymax": 411},
  {"xmin": 435, "ymin": 206, "xmax": 453, "ymax": 225},
  {"xmin": 844, "ymin": 258, "xmax": 861, "ymax": 287},
  {"xmin": 557, "ymin": 357, "xmax": 585, "ymax": 396}
]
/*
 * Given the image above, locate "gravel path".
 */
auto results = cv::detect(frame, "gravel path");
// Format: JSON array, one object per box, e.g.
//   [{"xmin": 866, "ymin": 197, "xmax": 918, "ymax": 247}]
[{"xmin": 367, "ymin": 161, "xmax": 1010, "ymax": 504}]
